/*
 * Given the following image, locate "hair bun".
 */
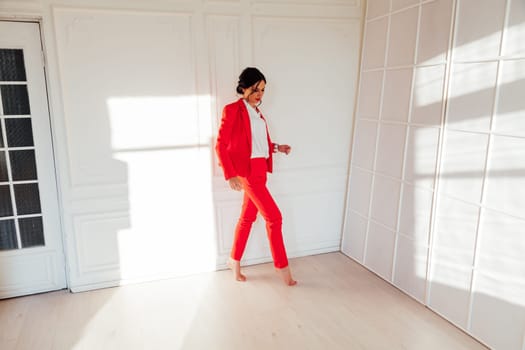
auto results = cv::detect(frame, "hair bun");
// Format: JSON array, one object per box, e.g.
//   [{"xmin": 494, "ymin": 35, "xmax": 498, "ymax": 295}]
[{"xmin": 236, "ymin": 67, "xmax": 266, "ymax": 94}]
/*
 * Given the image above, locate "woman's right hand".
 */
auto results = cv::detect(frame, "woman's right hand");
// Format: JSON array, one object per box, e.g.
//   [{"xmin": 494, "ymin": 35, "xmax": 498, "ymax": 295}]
[{"xmin": 228, "ymin": 176, "xmax": 243, "ymax": 191}]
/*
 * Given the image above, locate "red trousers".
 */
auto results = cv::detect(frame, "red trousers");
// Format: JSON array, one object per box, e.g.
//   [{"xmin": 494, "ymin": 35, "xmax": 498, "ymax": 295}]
[{"xmin": 230, "ymin": 158, "xmax": 289, "ymax": 269}]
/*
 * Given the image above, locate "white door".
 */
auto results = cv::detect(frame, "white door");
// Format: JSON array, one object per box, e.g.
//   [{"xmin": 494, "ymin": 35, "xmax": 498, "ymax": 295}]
[{"xmin": 0, "ymin": 21, "xmax": 66, "ymax": 298}]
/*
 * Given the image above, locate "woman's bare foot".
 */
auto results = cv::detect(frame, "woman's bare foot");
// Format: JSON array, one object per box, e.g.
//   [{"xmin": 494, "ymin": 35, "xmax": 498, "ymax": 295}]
[
  {"xmin": 276, "ymin": 266, "xmax": 297, "ymax": 286},
  {"xmin": 227, "ymin": 257, "xmax": 246, "ymax": 282}
]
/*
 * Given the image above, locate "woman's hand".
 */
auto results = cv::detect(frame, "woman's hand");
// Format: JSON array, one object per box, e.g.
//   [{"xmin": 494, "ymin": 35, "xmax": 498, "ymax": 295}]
[
  {"xmin": 277, "ymin": 144, "xmax": 292, "ymax": 155},
  {"xmin": 228, "ymin": 176, "xmax": 243, "ymax": 191}
]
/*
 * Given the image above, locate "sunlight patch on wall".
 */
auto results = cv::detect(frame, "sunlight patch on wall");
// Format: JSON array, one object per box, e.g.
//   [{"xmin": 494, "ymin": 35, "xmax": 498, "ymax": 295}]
[
  {"xmin": 412, "ymin": 65, "xmax": 445, "ymax": 113},
  {"xmin": 107, "ymin": 96, "xmax": 217, "ymax": 279},
  {"xmin": 107, "ymin": 96, "xmax": 201, "ymax": 149},
  {"xmin": 406, "ymin": 126, "xmax": 439, "ymax": 189},
  {"xmin": 503, "ymin": 6, "xmax": 525, "ymax": 57}
]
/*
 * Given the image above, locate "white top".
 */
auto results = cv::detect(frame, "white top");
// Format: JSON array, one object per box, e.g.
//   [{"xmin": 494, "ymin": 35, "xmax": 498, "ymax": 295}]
[{"xmin": 243, "ymin": 99, "xmax": 269, "ymax": 159}]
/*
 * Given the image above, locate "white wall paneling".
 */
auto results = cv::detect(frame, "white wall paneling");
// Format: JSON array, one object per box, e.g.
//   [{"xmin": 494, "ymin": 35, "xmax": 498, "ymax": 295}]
[
  {"xmin": 206, "ymin": 15, "xmax": 240, "ymax": 133},
  {"xmin": 370, "ymin": 174, "xmax": 401, "ymax": 230},
  {"xmin": 398, "ymin": 183, "xmax": 433, "ymax": 246},
  {"xmin": 341, "ymin": 209, "xmax": 367, "ymax": 262},
  {"xmin": 53, "ymin": 8, "xmax": 197, "ymax": 187},
  {"xmin": 362, "ymin": 16, "xmax": 388, "ymax": 70},
  {"xmin": 351, "ymin": 119, "xmax": 378, "ymax": 170},
  {"xmin": 242, "ymin": 13, "xmax": 361, "ymax": 268},
  {"xmin": 484, "ymin": 135, "xmax": 525, "ymax": 217},
  {"xmin": 493, "ymin": 59, "xmax": 525, "ymax": 137},
  {"xmin": 428, "ymin": 256, "xmax": 473, "ymax": 328},
  {"xmin": 365, "ymin": 221, "xmax": 395, "ymax": 281},
  {"xmin": 381, "ymin": 68, "xmax": 413, "ymax": 122},
  {"xmin": 403, "ymin": 125, "xmax": 440, "ymax": 190},
  {"xmin": 375, "ymin": 122, "xmax": 406, "ymax": 178},
  {"xmin": 366, "ymin": 0, "xmax": 389, "ymax": 20},
  {"xmin": 343, "ymin": 0, "xmax": 525, "ymax": 348},
  {"xmin": 251, "ymin": 15, "xmax": 359, "ymax": 169},
  {"xmin": 346, "ymin": 166, "xmax": 373, "ymax": 217},
  {"xmin": 51, "ymin": 7, "xmax": 221, "ymax": 290},
  {"xmin": 386, "ymin": 5, "xmax": 418, "ymax": 67},
  {"xmin": 206, "ymin": 14, "xmax": 241, "ymax": 178},
  {"xmin": 453, "ymin": 0, "xmax": 506, "ymax": 62},
  {"xmin": 432, "ymin": 195, "xmax": 479, "ymax": 267},
  {"xmin": 341, "ymin": 0, "xmax": 525, "ymax": 350},
  {"xmin": 71, "ymin": 213, "xmax": 125, "ymax": 284},
  {"xmin": 417, "ymin": 0, "xmax": 453, "ymax": 65},
  {"xmin": 438, "ymin": 130, "xmax": 489, "ymax": 203},
  {"xmin": 393, "ymin": 232, "xmax": 428, "ymax": 302},
  {"xmin": 250, "ymin": 2, "xmax": 362, "ymax": 20},
  {"xmin": 410, "ymin": 65, "xmax": 446, "ymax": 126},
  {"xmin": 357, "ymin": 70, "xmax": 383, "ymax": 118},
  {"xmin": 446, "ymin": 62, "xmax": 498, "ymax": 133},
  {"xmin": 471, "ymin": 209, "xmax": 525, "ymax": 348},
  {"xmin": 0, "ymin": 0, "xmax": 42, "ymax": 15},
  {"xmin": 503, "ymin": 0, "xmax": 525, "ymax": 57}
]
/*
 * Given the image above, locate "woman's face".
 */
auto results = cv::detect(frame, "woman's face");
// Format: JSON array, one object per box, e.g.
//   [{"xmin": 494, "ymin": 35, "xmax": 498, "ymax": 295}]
[{"xmin": 243, "ymin": 80, "xmax": 266, "ymax": 106}]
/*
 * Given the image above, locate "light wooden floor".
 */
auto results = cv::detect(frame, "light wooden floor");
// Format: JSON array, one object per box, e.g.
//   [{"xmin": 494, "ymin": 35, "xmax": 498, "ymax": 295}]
[{"xmin": 0, "ymin": 252, "xmax": 487, "ymax": 350}]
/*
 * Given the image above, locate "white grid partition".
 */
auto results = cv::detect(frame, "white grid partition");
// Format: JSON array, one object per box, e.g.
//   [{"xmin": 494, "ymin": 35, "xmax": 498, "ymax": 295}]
[{"xmin": 342, "ymin": 1, "xmax": 525, "ymax": 349}]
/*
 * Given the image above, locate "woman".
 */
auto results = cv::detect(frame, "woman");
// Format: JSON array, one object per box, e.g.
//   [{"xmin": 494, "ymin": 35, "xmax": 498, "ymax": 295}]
[{"xmin": 215, "ymin": 67, "xmax": 296, "ymax": 286}]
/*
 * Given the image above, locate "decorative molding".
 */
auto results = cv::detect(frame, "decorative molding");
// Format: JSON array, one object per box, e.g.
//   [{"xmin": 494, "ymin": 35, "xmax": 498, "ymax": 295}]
[
  {"xmin": 213, "ymin": 164, "xmax": 348, "ymax": 201},
  {"xmin": 72, "ymin": 212, "xmax": 129, "ymax": 277},
  {"xmin": 69, "ymin": 183, "xmax": 129, "ymax": 201},
  {"xmin": 251, "ymin": 3, "xmax": 362, "ymax": 20},
  {"xmin": 215, "ymin": 189, "xmax": 345, "ymax": 261},
  {"xmin": 215, "ymin": 200, "xmax": 242, "ymax": 255},
  {"xmin": 206, "ymin": 14, "xmax": 241, "ymax": 177},
  {"xmin": 252, "ymin": 13, "xmax": 361, "ymax": 24},
  {"xmin": 51, "ymin": 3, "xmax": 196, "ymax": 16},
  {"xmin": 69, "ymin": 279, "xmax": 120, "ymax": 293},
  {"xmin": 53, "ymin": 7, "xmax": 198, "ymax": 189},
  {"xmin": 0, "ymin": 1, "xmax": 42, "ymax": 17}
]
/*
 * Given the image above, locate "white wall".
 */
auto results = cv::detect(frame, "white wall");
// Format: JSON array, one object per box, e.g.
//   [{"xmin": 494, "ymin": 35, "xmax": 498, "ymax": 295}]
[
  {"xmin": 342, "ymin": 0, "xmax": 525, "ymax": 349},
  {"xmin": 1, "ymin": 0, "xmax": 362, "ymax": 291}
]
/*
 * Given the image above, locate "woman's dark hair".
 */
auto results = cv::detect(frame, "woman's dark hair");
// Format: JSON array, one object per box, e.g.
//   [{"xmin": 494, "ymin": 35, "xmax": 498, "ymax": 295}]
[{"xmin": 236, "ymin": 67, "xmax": 266, "ymax": 94}]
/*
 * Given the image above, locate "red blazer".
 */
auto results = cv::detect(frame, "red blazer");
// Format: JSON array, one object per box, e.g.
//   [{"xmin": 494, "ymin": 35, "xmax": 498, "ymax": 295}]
[{"xmin": 216, "ymin": 98, "xmax": 275, "ymax": 180}]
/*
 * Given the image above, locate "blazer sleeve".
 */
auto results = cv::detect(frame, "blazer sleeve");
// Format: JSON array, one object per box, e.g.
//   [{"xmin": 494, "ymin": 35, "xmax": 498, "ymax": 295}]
[{"xmin": 215, "ymin": 106, "xmax": 237, "ymax": 180}]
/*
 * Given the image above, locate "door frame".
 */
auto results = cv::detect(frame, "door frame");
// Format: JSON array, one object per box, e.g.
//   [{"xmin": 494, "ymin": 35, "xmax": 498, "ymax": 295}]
[{"xmin": 0, "ymin": 17, "xmax": 69, "ymax": 297}]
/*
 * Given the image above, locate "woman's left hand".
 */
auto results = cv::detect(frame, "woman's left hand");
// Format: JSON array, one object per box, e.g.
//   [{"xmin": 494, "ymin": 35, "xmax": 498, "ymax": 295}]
[{"xmin": 277, "ymin": 144, "xmax": 292, "ymax": 155}]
